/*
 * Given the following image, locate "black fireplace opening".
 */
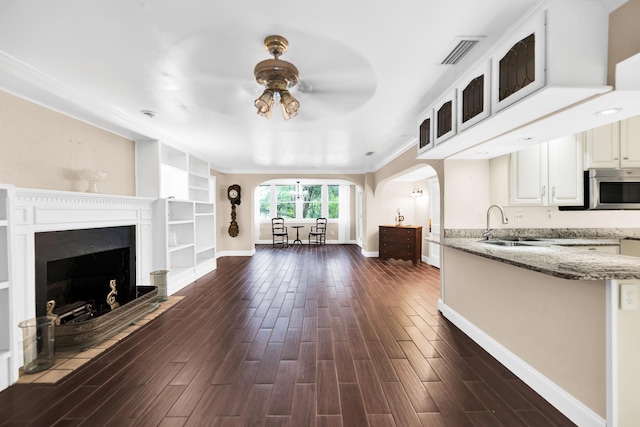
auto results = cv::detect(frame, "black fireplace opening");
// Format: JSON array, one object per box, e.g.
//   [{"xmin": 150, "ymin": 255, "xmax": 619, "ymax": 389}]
[{"xmin": 35, "ymin": 226, "xmax": 136, "ymax": 321}]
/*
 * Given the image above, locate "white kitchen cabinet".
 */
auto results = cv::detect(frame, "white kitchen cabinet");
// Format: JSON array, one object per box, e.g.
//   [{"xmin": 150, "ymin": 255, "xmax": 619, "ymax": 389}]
[
  {"xmin": 510, "ymin": 135, "xmax": 583, "ymax": 206},
  {"xmin": 510, "ymin": 143, "xmax": 547, "ymax": 205},
  {"xmin": 433, "ymin": 90, "xmax": 457, "ymax": 145},
  {"xmin": 620, "ymin": 115, "xmax": 640, "ymax": 168},
  {"xmin": 585, "ymin": 116, "xmax": 640, "ymax": 169}
]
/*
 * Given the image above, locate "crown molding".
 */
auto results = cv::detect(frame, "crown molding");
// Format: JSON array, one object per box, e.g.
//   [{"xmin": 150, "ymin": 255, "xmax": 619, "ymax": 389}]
[{"xmin": 0, "ymin": 50, "xmax": 172, "ymax": 143}]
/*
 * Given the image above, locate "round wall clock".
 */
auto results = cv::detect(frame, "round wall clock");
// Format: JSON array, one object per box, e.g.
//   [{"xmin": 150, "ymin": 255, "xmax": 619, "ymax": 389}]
[{"xmin": 227, "ymin": 184, "xmax": 241, "ymax": 205}]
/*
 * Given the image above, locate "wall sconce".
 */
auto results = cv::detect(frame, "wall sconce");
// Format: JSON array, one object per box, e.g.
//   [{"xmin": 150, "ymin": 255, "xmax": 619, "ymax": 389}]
[{"xmin": 410, "ymin": 188, "xmax": 423, "ymax": 198}]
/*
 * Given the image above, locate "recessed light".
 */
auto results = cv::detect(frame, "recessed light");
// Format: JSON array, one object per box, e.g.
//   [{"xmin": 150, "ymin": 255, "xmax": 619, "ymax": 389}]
[
  {"xmin": 476, "ymin": 151, "xmax": 489, "ymax": 155},
  {"xmin": 140, "ymin": 110, "xmax": 158, "ymax": 118},
  {"xmin": 595, "ymin": 108, "xmax": 622, "ymax": 117},
  {"xmin": 365, "ymin": 151, "xmax": 374, "ymax": 156},
  {"xmin": 518, "ymin": 137, "xmax": 533, "ymax": 141}
]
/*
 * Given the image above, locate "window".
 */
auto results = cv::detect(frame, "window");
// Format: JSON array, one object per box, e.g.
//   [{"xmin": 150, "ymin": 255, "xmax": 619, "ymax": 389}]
[
  {"xmin": 328, "ymin": 185, "xmax": 339, "ymax": 219},
  {"xmin": 258, "ymin": 185, "xmax": 270, "ymax": 219},
  {"xmin": 302, "ymin": 185, "xmax": 321, "ymax": 218},
  {"xmin": 276, "ymin": 185, "xmax": 295, "ymax": 218},
  {"xmin": 259, "ymin": 183, "xmax": 344, "ymax": 221}
]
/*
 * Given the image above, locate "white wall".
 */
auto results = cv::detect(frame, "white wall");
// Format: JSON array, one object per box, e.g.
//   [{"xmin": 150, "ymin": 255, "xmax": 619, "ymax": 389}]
[
  {"xmin": 0, "ymin": 90, "xmax": 135, "ymax": 196},
  {"xmin": 444, "ymin": 159, "xmax": 491, "ymax": 229}
]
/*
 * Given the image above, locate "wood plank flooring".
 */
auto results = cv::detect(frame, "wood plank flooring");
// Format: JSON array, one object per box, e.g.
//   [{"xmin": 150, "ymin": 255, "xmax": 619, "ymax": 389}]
[{"xmin": 0, "ymin": 244, "xmax": 576, "ymax": 426}]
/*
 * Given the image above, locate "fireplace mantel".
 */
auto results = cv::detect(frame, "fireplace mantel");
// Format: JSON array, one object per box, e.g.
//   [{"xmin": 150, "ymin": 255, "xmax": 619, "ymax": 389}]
[{"xmin": 1, "ymin": 186, "xmax": 155, "ymax": 390}]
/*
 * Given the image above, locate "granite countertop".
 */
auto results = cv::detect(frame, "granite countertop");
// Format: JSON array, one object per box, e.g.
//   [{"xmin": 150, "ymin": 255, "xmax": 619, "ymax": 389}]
[{"xmin": 439, "ymin": 237, "xmax": 640, "ymax": 280}]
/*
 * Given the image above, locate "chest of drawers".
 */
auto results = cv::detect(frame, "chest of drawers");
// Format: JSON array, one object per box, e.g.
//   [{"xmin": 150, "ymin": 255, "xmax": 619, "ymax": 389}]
[{"xmin": 379, "ymin": 225, "xmax": 422, "ymax": 266}]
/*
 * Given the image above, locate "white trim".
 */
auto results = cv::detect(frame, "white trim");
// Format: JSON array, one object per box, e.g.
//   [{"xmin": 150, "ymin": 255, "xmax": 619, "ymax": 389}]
[
  {"xmin": 423, "ymin": 254, "xmax": 441, "ymax": 267},
  {"xmin": 361, "ymin": 249, "xmax": 378, "ymax": 258},
  {"xmin": 216, "ymin": 249, "xmax": 256, "ymax": 258},
  {"xmin": 606, "ymin": 280, "xmax": 618, "ymax": 427},
  {"xmin": 439, "ymin": 300, "xmax": 606, "ymax": 427},
  {"xmin": 601, "ymin": 0, "xmax": 628, "ymax": 13}
]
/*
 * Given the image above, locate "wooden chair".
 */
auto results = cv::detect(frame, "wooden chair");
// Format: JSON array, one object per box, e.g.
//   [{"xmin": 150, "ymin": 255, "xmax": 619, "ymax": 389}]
[
  {"xmin": 308, "ymin": 218, "xmax": 327, "ymax": 245},
  {"xmin": 271, "ymin": 218, "xmax": 288, "ymax": 247}
]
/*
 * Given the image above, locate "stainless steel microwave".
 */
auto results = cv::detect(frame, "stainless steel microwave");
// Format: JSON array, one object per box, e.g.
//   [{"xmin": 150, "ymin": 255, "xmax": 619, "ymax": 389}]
[{"xmin": 589, "ymin": 169, "xmax": 640, "ymax": 209}]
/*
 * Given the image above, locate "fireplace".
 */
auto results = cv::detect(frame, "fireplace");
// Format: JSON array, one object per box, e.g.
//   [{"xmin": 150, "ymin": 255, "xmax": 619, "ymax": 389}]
[
  {"xmin": 35, "ymin": 226, "xmax": 135, "ymax": 317},
  {"xmin": 34, "ymin": 226, "xmax": 157, "ymax": 351}
]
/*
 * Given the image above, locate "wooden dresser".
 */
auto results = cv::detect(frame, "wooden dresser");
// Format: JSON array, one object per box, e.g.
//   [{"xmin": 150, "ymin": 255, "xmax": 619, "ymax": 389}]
[{"xmin": 379, "ymin": 225, "xmax": 422, "ymax": 265}]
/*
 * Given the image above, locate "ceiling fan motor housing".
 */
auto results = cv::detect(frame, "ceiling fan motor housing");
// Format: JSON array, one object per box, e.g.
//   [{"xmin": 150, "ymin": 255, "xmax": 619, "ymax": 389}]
[{"xmin": 254, "ymin": 35, "xmax": 299, "ymax": 90}]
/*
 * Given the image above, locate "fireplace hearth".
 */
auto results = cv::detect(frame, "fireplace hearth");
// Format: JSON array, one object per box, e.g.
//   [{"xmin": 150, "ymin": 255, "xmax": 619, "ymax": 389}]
[{"xmin": 35, "ymin": 226, "xmax": 157, "ymax": 351}]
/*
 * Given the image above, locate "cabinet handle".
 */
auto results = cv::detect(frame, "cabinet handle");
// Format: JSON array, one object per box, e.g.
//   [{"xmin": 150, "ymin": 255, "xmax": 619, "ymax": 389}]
[
  {"xmin": 624, "ymin": 157, "xmax": 629, "ymax": 160},
  {"xmin": 541, "ymin": 185, "xmax": 546, "ymax": 198},
  {"xmin": 614, "ymin": 157, "xmax": 619, "ymax": 160},
  {"xmin": 552, "ymin": 186, "xmax": 556, "ymax": 199}
]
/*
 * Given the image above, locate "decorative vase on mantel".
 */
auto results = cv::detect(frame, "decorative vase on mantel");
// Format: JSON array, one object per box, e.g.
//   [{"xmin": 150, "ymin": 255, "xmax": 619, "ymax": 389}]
[{"xmin": 86, "ymin": 169, "xmax": 108, "ymax": 193}]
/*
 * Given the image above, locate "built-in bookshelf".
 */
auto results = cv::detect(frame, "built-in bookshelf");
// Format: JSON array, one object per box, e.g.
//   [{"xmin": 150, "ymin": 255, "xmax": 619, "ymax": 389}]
[
  {"xmin": 153, "ymin": 196, "xmax": 216, "ymax": 294},
  {"xmin": 137, "ymin": 140, "xmax": 217, "ymax": 294},
  {"xmin": 0, "ymin": 186, "xmax": 10, "ymax": 391}
]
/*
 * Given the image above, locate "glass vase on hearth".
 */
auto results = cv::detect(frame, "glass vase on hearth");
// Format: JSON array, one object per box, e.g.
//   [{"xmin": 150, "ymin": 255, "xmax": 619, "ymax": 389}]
[{"xmin": 18, "ymin": 315, "xmax": 58, "ymax": 374}]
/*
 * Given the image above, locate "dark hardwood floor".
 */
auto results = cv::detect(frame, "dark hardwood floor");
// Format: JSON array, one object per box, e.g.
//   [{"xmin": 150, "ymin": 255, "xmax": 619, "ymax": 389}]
[{"xmin": 0, "ymin": 244, "xmax": 576, "ymax": 426}]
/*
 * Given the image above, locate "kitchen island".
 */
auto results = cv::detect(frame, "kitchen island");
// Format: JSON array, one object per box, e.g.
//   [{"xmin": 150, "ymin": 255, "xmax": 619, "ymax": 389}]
[{"xmin": 436, "ymin": 236, "xmax": 640, "ymax": 427}]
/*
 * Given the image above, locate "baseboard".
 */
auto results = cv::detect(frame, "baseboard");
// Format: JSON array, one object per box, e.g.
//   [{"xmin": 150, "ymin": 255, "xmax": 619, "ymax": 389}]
[
  {"xmin": 438, "ymin": 300, "xmax": 606, "ymax": 427},
  {"xmin": 361, "ymin": 249, "xmax": 378, "ymax": 258},
  {"xmin": 424, "ymin": 255, "xmax": 440, "ymax": 268},
  {"xmin": 216, "ymin": 249, "xmax": 256, "ymax": 258}
]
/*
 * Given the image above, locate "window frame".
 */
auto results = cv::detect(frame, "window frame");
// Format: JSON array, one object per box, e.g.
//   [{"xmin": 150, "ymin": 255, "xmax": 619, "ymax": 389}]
[{"xmin": 258, "ymin": 182, "xmax": 343, "ymax": 222}]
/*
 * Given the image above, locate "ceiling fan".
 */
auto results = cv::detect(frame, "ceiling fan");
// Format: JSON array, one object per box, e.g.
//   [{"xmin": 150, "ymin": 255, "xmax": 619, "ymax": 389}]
[{"xmin": 253, "ymin": 35, "xmax": 300, "ymax": 120}]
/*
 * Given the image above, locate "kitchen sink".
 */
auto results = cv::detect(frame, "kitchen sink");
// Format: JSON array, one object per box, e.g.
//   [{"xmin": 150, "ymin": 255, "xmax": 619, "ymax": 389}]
[
  {"xmin": 497, "ymin": 237, "xmax": 540, "ymax": 242},
  {"xmin": 482, "ymin": 240, "xmax": 534, "ymax": 247}
]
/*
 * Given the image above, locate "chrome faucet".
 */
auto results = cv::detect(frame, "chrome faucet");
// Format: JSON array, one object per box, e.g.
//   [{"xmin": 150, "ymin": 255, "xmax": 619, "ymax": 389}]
[{"xmin": 484, "ymin": 204, "xmax": 509, "ymax": 240}]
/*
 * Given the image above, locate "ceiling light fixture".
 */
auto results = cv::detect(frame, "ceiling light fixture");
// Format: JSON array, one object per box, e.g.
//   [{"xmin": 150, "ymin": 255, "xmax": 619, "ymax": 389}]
[
  {"xmin": 410, "ymin": 188, "xmax": 424, "ymax": 198},
  {"xmin": 290, "ymin": 181, "xmax": 308, "ymax": 200},
  {"xmin": 595, "ymin": 108, "xmax": 622, "ymax": 117},
  {"xmin": 254, "ymin": 35, "xmax": 300, "ymax": 120}
]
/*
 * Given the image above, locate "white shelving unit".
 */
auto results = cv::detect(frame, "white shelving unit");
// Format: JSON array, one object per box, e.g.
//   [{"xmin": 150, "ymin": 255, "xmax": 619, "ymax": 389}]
[
  {"xmin": 0, "ymin": 186, "xmax": 12, "ymax": 391},
  {"xmin": 138, "ymin": 140, "xmax": 217, "ymax": 295},
  {"xmin": 189, "ymin": 156, "xmax": 212, "ymax": 202},
  {"xmin": 154, "ymin": 197, "xmax": 216, "ymax": 294},
  {"xmin": 195, "ymin": 202, "xmax": 216, "ymax": 276}
]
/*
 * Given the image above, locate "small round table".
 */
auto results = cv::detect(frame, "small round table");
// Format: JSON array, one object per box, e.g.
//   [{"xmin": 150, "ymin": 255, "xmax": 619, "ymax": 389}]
[{"xmin": 291, "ymin": 225, "xmax": 304, "ymax": 244}]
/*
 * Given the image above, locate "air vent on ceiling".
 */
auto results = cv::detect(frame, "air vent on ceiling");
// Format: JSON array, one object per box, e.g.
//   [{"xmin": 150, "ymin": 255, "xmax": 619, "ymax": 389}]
[{"xmin": 441, "ymin": 37, "xmax": 484, "ymax": 65}]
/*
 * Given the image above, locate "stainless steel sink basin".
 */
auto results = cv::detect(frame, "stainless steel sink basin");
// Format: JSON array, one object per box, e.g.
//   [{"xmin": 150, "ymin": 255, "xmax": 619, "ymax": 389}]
[
  {"xmin": 482, "ymin": 240, "xmax": 534, "ymax": 247},
  {"xmin": 497, "ymin": 237, "xmax": 540, "ymax": 242}
]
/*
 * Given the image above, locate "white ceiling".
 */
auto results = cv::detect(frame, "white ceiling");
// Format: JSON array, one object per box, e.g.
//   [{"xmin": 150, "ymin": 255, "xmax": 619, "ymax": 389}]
[{"xmin": 0, "ymin": 0, "xmax": 590, "ymax": 174}]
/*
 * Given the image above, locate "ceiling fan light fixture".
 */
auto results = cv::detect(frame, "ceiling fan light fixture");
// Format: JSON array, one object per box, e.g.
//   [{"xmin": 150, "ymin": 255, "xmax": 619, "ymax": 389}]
[
  {"xmin": 255, "ymin": 89, "xmax": 274, "ymax": 118},
  {"xmin": 253, "ymin": 35, "xmax": 300, "ymax": 120},
  {"xmin": 280, "ymin": 90, "xmax": 299, "ymax": 120}
]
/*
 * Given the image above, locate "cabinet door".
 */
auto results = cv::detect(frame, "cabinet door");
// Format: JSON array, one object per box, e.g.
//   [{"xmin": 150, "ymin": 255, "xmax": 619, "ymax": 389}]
[
  {"xmin": 620, "ymin": 115, "xmax": 640, "ymax": 168},
  {"xmin": 585, "ymin": 123, "xmax": 620, "ymax": 168},
  {"xmin": 548, "ymin": 135, "xmax": 583, "ymax": 206},
  {"xmin": 509, "ymin": 144, "xmax": 547, "ymax": 205}
]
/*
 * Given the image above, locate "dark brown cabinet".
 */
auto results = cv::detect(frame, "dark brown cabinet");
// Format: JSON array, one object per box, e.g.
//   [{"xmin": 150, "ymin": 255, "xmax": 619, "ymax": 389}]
[{"xmin": 379, "ymin": 225, "xmax": 422, "ymax": 266}]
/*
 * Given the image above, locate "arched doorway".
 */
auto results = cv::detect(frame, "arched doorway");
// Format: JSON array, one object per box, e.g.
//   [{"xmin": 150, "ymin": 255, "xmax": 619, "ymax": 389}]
[
  {"xmin": 253, "ymin": 178, "xmax": 363, "ymax": 246},
  {"xmin": 380, "ymin": 165, "xmax": 440, "ymax": 267}
]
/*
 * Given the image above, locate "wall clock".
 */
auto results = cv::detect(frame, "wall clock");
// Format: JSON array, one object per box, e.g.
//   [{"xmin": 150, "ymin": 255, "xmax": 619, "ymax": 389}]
[{"xmin": 227, "ymin": 184, "xmax": 241, "ymax": 237}]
